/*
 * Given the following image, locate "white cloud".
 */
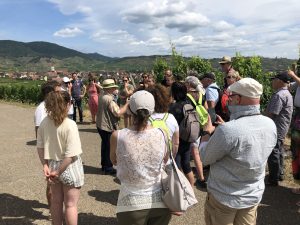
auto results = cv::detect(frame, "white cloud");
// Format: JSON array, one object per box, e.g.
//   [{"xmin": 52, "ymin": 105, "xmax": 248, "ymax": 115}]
[
  {"xmin": 53, "ymin": 27, "xmax": 83, "ymax": 37},
  {"xmin": 46, "ymin": 0, "xmax": 300, "ymax": 58}
]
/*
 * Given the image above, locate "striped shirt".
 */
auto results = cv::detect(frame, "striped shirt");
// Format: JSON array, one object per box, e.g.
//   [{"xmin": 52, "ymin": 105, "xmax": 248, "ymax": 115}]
[{"xmin": 200, "ymin": 106, "xmax": 277, "ymax": 209}]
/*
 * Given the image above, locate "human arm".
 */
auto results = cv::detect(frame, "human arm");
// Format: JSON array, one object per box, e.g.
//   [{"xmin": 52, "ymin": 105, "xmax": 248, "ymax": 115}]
[
  {"xmin": 49, "ymin": 157, "xmax": 73, "ymax": 180},
  {"xmin": 288, "ymin": 70, "xmax": 300, "ymax": 86},
  {"xmin": 264, "ymin": 94, "xmax": 281, "ymax": 119},
  {"xmin": 110, "ymin": 131, "xmax": 118, "ymax": 165},
  {"xmin": 109, "ymin": 99, "xmax": 129, "ymax": 117},
  {"xmin": 171, "ymin": 130, "xmax": 179, "ymax": 156},
  {"xmin": 80, "ymin": 84, "xmax": 86, "ymax": 98},
  {"xmin": 207, "ymin": 100, "xmax": 216, "ymax": 109}
]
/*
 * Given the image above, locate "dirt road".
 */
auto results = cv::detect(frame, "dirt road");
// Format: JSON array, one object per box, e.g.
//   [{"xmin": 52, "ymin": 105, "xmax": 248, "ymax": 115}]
[{"xmin": 0, "ymin": 102, "xmax": 299, "ymax": 225}]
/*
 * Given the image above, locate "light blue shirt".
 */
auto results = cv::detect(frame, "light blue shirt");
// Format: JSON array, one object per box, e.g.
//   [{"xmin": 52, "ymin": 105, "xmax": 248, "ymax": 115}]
[
  {"xmin": 205, "ymin": 83, "xmax": 219, "ymax": 103},
  {"xmin": 200, "ymin": 106, "xmax": 277, "ymax": 209}
]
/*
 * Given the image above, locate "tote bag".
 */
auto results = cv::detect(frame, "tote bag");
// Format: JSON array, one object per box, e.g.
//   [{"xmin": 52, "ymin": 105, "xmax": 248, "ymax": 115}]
[{"xmin": 160, "ymin": 130, "xmax": 198, "ymax": 212}]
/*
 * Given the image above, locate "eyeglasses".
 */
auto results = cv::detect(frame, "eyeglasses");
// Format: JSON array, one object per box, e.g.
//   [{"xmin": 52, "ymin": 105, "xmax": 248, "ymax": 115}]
[
  {"xmin": 123, "ymin": 80, "xmax": 128, "ymax": 82},
  {"xmin": 226, "ymin": 76, "xmax": 235, "ymax": 79}
]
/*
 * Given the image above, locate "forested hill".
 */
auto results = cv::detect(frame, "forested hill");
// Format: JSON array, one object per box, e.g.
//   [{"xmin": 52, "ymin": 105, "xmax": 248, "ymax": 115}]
[{"xmin": 0, "ymin": 40, "xmax": 297, "ymax": 72}]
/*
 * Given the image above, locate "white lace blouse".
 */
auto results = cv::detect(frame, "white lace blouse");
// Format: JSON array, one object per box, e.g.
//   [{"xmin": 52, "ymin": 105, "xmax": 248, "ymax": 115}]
[{"xmin": 116, "ymin": 128, "xmax": 167, "ymax": 213}]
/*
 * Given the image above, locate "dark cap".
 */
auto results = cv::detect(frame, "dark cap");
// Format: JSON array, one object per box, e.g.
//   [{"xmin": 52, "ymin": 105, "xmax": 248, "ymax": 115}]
[
  {"xmin": 271, "ymin": 71, "xmax": 291, "ymax": 83},
  {"xmin": 200, "ymin": 72, "xmax": 216, "ymax": 80}
]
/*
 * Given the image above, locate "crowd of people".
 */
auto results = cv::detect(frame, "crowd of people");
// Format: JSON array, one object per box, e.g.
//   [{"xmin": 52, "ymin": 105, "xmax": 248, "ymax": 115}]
[{"xmin": 34, "ymin": 57, "xmax": 300, "ymax": 225}]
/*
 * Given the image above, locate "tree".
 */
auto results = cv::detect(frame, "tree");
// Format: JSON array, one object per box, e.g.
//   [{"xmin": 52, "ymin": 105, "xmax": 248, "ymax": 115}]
[
  {"xmin": 187, "ymin": 56, "xmax": 212, "ymax": 75},
  {"xmin": 153, "ymin": 57, "xmax": 169, "ymax": 83},
  {"xmin": 171, "ymin": 45, "xmax": 188, "ymax": 81}
]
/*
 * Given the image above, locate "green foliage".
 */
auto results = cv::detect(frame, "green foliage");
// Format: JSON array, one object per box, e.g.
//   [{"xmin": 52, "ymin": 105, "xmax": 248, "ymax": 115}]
[
  {"xmin": 232, "ymin": 53, "xmax": 272, "ymax": 109},
  {"xmin": 153, "ymin": 57, "xmax": 169, "ymax": 83},
  {"xmin": 171, "ymin": 46, "xmax": 188, "ymax": 81},
  {"xmin": 187, "ymin": 56, "xmax": 212, "ymax": 75},
  {"xmin": 0, "ymin": 80, "xmax": 42, "ymax": 104}
]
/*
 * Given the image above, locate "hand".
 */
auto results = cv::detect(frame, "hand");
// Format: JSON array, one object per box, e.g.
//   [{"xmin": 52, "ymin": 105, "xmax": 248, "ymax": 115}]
[
  {"xmin": 48, "ymin": 170, "xmax": 60, "ymax": 183},
  {"xmin": 171, "ymin": 211, "xmax": 184, "ymax": 216},
  {"xmin": 43, "ymin": 164, "xmax": 50, "ymax": 178},
  {"xmin": 214, "ymin": 114, "xmax": 225, "ymax": 125},
  {"xmin": 203, "ymin": 115, "xmax": 215, "ymax": 134}
]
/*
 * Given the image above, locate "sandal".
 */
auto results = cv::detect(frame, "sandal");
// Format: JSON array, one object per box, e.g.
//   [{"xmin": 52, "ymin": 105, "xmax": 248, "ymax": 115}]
[{"xmin": 291, "ymin": 187, "xmax": 300, "ymax": 195}]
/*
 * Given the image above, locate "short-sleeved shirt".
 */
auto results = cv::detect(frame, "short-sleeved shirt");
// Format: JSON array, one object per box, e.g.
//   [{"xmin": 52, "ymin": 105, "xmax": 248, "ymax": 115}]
[
  {"xmin": 266, "ymin": 87, "xmax": 293, "ymax": 140},
  {"xmin": 205, "ymin": 83, "xmax": 219, "ymax": 103},
  {"xmin": 37, "ymin": 117, "xmax": 82, "ymax": 161},
  {"xmin": 71, "ymin": 79, "xmax": 84, "ymax": 99},
  {"xmin": 34, "ymin": 101, "xmax": 47, "ymax": 127}
]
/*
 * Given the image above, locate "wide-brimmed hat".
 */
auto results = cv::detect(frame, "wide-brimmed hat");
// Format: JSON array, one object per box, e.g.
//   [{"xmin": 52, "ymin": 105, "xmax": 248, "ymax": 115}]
[
  {"xmin": 219, "ymin": 56, "xmax": 232, "ymax": 64},
  {"xmin": 129, "ymin": 90, "xmax": 155, "ymax": 115},
  {"xmin": 228, "ymin": 78, "xmax": 263, "ymax": 98},
  {"xmin": 102, "ymin": 79, "xmax": 118, "ymax": 89}
]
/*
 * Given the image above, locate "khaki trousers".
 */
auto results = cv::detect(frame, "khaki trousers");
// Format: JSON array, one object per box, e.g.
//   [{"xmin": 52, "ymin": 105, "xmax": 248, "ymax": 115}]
[{"xmin": 205, "ymin": 193, "xmax": 258, "ymax": 225}]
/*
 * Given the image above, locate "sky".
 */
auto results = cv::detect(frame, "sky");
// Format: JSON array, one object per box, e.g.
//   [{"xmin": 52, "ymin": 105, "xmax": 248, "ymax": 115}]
[{"xmin": 0, "ymin": 0, "xmax": 300, "ymax": 59}]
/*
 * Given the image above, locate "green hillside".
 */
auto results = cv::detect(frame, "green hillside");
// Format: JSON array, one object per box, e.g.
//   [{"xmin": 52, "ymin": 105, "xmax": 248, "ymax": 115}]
[{"xmin": 0, "ymin": 40, "xmax": 297, "ymax": 73}]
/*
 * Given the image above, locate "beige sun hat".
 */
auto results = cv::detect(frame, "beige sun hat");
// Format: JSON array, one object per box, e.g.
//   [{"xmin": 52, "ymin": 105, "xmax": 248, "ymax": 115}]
[
  {"xmin": 219, "ymin": 56, "xmax": 232, "ymax": 64},
  {"xmin": 102, "ymin": 79, "xmax": 119, "ymax": 89}
]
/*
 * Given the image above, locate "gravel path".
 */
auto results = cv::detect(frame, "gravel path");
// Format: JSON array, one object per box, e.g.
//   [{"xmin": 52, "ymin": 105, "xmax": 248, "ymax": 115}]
[{"xmin": 0, "ymin": 102, "xmax": 299, "ymax": 225}]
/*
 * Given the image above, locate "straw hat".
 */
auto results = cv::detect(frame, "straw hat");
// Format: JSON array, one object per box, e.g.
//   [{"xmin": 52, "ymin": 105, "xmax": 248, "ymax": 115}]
[{"xmin": 102, "ymin": 79, "xmax": 118, "ymax": 89}]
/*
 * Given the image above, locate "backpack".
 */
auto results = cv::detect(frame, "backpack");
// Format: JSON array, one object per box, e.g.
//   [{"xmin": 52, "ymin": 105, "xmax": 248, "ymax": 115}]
[
  {"xmin": 149, "ymin": 113, "xmax": 172, "ymax": 150},
  {"xmin": 179, "ymin": 94, "xmax": 208, "ymax": 143}
]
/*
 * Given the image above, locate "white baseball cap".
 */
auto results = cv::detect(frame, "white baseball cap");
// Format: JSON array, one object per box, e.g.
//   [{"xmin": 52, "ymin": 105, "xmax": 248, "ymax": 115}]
[
  {"xmin": 228, "ymin": 78, "xmax": 263, "ymax": 98},
  {"xmin": 129, "ymin": 90, "xmax": 155, "ymax": 115}
]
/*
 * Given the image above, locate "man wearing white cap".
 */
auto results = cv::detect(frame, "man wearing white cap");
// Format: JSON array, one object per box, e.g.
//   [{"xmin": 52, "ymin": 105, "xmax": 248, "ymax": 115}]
[{"xmin": 200, "ymin": 78, "xmax": 277, "ymax": 225}]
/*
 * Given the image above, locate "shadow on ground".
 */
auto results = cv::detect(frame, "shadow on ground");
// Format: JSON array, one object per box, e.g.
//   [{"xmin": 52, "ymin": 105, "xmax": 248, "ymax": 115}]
[
  {"xmin": 79, "ymin": 128, "xmax": 98, "ymax": 133},
  {"xmin": 88, "ymin": 190, "xmax": 119, "ymax": 206},
  {"xmin": 257, "ymin": 185, "xmax": 300, "ymax": 225},
  {"xmin": 0, "ymin": 193, "xmax": 48, "ymax": 225},
  {"xmin": 78, "ymin": 213, "xmax": 117, "ymax": 225},
  {"xmin": 26, "ymin": 140, "xmax": 37, "ymax": 146},
  {"xmin": 83, "ymin": 165, "xmax": 100, "ymax": 175}
]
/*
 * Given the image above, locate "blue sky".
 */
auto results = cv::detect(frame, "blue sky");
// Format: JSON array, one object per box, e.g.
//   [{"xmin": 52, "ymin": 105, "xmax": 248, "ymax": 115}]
[{"xmin": 0, "ymin": 0, "xmax": 300, "ymax": 59}]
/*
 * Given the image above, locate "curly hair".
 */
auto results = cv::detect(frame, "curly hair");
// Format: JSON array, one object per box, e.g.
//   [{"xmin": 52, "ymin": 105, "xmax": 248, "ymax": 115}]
[
  {"xmin": 171, "ymin": 82, "xmax": 187, "ymax": 101},
  {"xmin": 146, "ymin": 84, "xmax": 170, "ymax": 113},
  {"xmin": 45, "ymin": 91, "xmax": 70, "ymax": 126}
]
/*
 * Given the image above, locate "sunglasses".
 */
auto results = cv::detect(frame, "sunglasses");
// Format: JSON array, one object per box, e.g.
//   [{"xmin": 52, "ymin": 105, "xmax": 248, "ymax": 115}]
[
  {"xmin": 226, "ymin": 76, "xmax": 235, "ymax": 79},
  {"xmin": 123, "ymin": 80, "xmax": 128, "ymax": 82}
]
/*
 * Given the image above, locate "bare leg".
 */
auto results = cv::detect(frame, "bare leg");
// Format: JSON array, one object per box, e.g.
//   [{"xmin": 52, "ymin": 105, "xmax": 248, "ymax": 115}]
[
  {"xmin": 191, "ymin": 147, "xmax": 205, "ymax": 181},
  {"xmin": 46, "ymin": 182, "xmax": 52, "ymax": 212},
  {"xmin": 186, "ymin": 171, "xmax": 195, "ymax": 186},
  {"xmin": 63, "ymin": 186, "xmax": 80, "ymax": 225},
  {"xmin": 50, "ymin": 183, "xmax": 64, "ymax": 225}
]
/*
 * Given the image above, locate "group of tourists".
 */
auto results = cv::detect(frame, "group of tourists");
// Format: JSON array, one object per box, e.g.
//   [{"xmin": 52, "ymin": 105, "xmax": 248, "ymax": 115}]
[{"xmin": 34, "ymin": 56, "xmax": 300, "ymax": 225}]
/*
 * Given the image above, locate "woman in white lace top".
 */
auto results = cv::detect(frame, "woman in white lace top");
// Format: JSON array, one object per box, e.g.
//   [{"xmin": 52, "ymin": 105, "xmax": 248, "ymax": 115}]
[{"xmin": 110, "ymin": 90, "xmax": 171, "ymax": 225}]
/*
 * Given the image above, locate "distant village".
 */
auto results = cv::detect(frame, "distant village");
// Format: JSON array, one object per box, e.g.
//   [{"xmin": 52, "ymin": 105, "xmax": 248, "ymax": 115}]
[{"xmin": 0, "ymin": 66, "xmax": 143, "ymax": 83}]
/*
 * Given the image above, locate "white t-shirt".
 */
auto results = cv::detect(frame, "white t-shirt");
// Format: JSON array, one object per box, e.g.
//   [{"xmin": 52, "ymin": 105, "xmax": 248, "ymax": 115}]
[
  {"xmin": 149, "ymin": 112, "xmax": 179, "ymax": 139},
  {"xmin": 34, "ymin": 101, "xmax": 47, "ymax": 127}
]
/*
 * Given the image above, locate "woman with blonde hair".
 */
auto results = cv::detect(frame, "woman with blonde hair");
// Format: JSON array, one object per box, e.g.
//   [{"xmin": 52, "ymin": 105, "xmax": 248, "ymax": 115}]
[{"xmin": 37, "ymin": 91, "xmax": 84, "ymax": 225}]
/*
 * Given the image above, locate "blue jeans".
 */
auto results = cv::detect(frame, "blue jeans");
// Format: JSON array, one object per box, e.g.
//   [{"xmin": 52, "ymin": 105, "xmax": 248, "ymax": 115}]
[{"xmin": 73, "ymin": 98, "xmax": 83, "ymax": 122}]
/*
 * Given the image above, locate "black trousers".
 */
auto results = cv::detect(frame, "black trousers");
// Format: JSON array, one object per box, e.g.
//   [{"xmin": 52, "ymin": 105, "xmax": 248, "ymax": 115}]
[
  {"xmin": 97, "ymin": 127, "xmax": 113, "ymax": 170},
  {"xmin": 268, "ymin": 139, "xmax": 284, "ymax": 182}
]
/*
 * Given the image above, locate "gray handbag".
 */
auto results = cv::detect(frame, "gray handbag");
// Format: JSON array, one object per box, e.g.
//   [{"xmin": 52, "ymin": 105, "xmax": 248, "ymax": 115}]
[{"xmin": 160, "ymin": 130, "xmax": 198, "ymax": 212}]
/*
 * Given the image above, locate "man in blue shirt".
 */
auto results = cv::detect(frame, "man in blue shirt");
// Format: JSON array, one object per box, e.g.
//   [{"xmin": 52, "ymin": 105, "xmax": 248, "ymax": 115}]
[
  {"xmin": 200, "ymin": 78, "xmax": 277, "ymax": 225},
  {"xmin": 71, "ymin": 72, "xmax": 86, "ymax": 123}
]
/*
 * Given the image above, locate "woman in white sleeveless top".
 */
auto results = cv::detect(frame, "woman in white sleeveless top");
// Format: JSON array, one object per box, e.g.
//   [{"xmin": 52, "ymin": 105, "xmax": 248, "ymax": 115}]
[{"xmin": 110, "ymin": 90, "xmax": 171, "ymax": 225}]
